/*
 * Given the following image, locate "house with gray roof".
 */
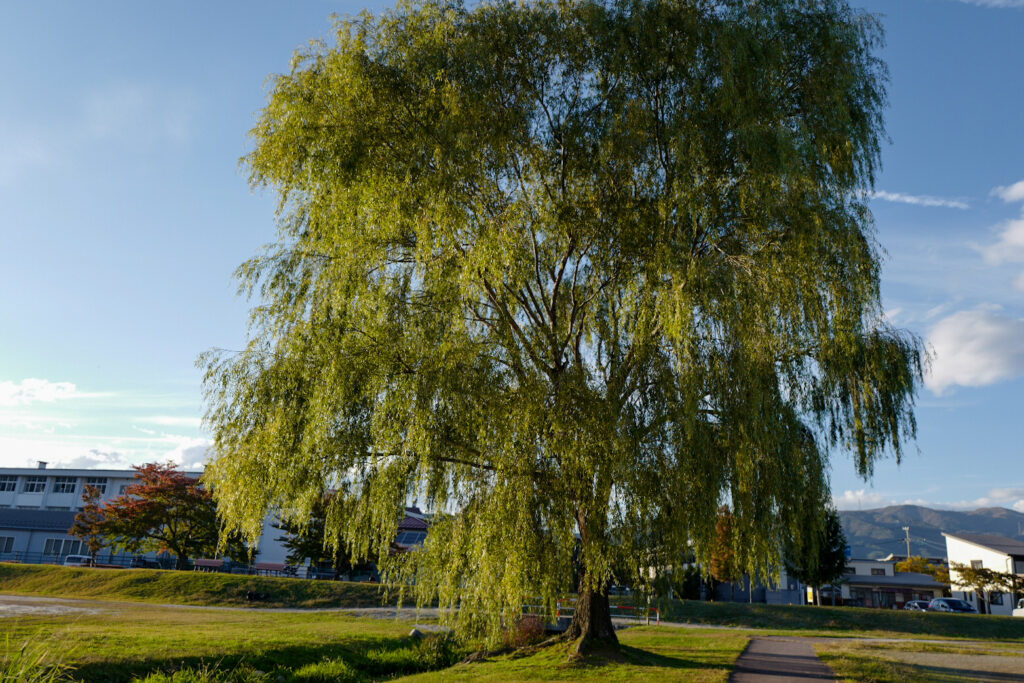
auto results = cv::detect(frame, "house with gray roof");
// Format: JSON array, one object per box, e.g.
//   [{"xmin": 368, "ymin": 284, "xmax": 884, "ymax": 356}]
[{"xmin": 944, "ymin": 532, "xmax": 1024, "ymax": 616}]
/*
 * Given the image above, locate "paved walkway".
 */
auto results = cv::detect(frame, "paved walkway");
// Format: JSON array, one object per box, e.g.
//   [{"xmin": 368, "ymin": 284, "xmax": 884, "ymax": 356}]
[{"xmin": 730, "ymin": 637, "xmax": 835, "ymax": 682}]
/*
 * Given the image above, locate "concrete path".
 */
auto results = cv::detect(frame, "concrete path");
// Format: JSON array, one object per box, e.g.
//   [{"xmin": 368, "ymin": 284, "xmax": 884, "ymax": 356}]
[{"xmin": 730, "ymin": 637, "xmax": 835, "ymax": 682}]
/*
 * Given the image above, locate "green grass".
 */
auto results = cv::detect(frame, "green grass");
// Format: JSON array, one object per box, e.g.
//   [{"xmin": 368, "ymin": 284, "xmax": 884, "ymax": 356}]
[
  {"xmin": 644, "ymin": 598, "xmax": 1024, "ymax": 642},
  {"xmin": 1, "ymin": 604, "xmax": 460, "ymax": 682},
  {"xmin": 0, "ymin": 604, "xmax": 748, "ymax": 683},
  {"xmin": 395, "ymin": 627, "xmax": 749, "ymax": 682},
  {"xmin": 0, "ymin": 563, "xmax": 386, "ymax": 609},
  {"xmin": 816, "ymin": 641, "xmax": 1024, "ymax": 682}
]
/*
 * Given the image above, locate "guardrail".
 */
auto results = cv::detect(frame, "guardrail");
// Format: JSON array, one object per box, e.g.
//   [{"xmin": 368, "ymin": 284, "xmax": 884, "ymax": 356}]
[{"xmin": 552, "ymin": 598, "xmax": 660, "ymax": 625}]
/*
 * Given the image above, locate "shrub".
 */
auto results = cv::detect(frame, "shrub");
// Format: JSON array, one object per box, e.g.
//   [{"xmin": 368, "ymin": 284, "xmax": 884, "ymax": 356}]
[{"xmin": 504, "ymin": 615, "xmax": 546, "ymax": 649}]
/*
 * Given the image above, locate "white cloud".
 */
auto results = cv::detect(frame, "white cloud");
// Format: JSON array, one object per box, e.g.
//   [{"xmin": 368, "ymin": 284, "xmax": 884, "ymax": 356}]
[
  {"xmin": 54, "ymin": 449, "xmax": 136, "ymax": 470},
  {"xmin": 1014, "ymin": 272, "xmax": 1024, "ymax": 292},
  {"xmin": 0, "ymin": 379, "xmax": 80, "ymax": 407},
  {"xmin": 834, "ymin": 486, "xmax": 1024, "ymax": 512},
  {"xmin": 871, "ymin": 191, "xmax": 969, "ymax": 210},
  {"xmin": 166, "ymin": 438, "xmax": 209, "ymax": 470},
  {"xmin": 135, "ymin": 416, "xmax": 203, "ymax": 429},
  {"xmin": 993, "ymin": 179, "xmax": 1024, "ymax": 203},
  {"xmin": 925, "ymin": 308, "xmax": 1024, "ymax": 394},
  {"xmin": 833, "ymin": 489, "xmax": 891, "ymax": 510},
  {"xmin": 978, "ymin": 216, "xmax": 1024, "ymax": 264}
]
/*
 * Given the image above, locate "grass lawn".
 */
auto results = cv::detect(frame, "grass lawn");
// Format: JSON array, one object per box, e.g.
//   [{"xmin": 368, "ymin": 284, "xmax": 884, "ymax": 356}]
[
  {"xmin": 396, "ymin": 627, "xmax": 749, "ymax": 682},
  {"xmin": 2, "ymin": 602, "xmax": 448, "ymax": 682},
  {"xmin": 0, "ymin": 563, "xmax": 386, "ymax": 609},
  {"xmin": 816, "ymin": 639, "xmax": 1024, "ymax": 682},
  {"xmin": 0, "ymin": 603, "xmax": 748, "ymax": 683},
  {"xmin": 644, "ymin": 598, "xmax": 1024, "ymax": 642}
]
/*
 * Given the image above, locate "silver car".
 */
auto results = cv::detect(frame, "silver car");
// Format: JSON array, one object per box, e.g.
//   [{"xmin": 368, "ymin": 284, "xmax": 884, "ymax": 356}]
[{"xmin": 928, "ymin": 598, "xmax": 977, "ymax": 613}]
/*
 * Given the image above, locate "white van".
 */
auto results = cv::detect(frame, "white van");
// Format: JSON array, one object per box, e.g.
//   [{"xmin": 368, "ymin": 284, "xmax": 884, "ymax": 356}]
[
  {"xmin": 63, "ymin": 555, "xmax": 93, "ymax": 567},
  {"xmin": 1014, "ymin": 598, "xmax": 1024, "ymax": 618}
]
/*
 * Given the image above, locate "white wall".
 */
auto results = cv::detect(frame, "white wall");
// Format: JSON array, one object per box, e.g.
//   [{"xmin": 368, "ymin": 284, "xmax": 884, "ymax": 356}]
[{"xmin": 945, "ymin": 535, "xmax": 1016, "ymax": 616}]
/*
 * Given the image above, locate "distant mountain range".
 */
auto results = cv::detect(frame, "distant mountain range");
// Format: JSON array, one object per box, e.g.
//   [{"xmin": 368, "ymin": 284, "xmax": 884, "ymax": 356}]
[{"xmin": 838, "ymin": 505, "xmax": 1024, "ymax": 560}]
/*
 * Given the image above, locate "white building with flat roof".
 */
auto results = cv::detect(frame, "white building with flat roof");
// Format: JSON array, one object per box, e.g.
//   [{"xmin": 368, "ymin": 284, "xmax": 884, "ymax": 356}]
[{"xmin": 0, "ymin": 463, "xmax": 288, "ymax": 565}]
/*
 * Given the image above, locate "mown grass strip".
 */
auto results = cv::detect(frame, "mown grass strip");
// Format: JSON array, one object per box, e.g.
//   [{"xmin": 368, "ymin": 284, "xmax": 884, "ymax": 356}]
[{"xmin": 642, "ymin": 598, "xmax": 1024, "ymax": 642}]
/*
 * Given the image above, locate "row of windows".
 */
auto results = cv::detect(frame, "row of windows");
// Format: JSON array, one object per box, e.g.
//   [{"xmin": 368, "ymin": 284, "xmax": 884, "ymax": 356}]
[
  {"xmin": 0, "ymin": 537, "xmax": 82, "ymax": 556},
  {"xmin": 42, "ymin": 538, "xmax": 81, "ymax": 556},
  {"xmin": 0, "ymin": 476, "xmax": 111, "ymax": 495},
  {"xmin": 845, "ymin": 566, "xmax": 887, "ymax": 576}
]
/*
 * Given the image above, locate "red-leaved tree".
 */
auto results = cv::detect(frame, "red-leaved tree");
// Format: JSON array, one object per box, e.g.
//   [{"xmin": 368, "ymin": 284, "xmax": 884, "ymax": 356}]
[{"xmin": 92, "ymin": 463, "xmax": 249, "ymax": 569}]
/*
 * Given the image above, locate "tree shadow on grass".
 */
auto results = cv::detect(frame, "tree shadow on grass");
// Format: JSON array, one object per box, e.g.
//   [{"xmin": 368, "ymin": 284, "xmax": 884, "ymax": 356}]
[
  {"xmin": 559, "ymin": 643, "xmax": 731, "ymax": 674},
  {"xmin": 70, "ymin": 635, "xmax": 431, "ymax": 683}
]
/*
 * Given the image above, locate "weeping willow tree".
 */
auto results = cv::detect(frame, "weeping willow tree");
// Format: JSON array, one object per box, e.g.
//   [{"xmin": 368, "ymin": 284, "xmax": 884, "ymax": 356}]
[{"xmin": 201, "ymin": 0, "xmax": 922, "ymax": 653}]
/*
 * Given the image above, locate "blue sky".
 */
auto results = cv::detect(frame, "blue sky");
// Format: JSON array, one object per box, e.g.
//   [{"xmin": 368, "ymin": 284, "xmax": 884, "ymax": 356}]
[{"xmin": 0, "ymin": 1, "xmax": 1021, "ymax": 513}]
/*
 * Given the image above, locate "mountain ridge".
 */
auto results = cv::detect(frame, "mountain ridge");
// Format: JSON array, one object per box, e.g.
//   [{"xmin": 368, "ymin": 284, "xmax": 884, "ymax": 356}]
[{"xmin": 837, "ymin": 504, "xmax": 1024, "ymax": 560}]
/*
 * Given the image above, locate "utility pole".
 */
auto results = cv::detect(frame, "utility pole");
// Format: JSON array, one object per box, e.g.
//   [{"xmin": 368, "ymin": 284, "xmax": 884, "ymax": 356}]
[{"xmin": 902, "ymin": 526, "xmax": 911, "ymax": 559}]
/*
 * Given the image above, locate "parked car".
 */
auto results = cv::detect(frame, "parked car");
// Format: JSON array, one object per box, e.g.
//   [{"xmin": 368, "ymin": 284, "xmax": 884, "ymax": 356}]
[
  {"xmin": 63, "ymin": 555, "xmax": 94, "ymax": 567},
  {"xmin": 928, "ymin": 598, "xmax": 977, "ymax": 613},
  {"xmin": 130, "ymin": 556, "xmax": 162, "ymax": 569},
  {"xmin": 903, "ymin": 600, "xmax": 930, "ymax": 611},
  {"xmin": 1013, "ymin": 598, "xmax": 1024, "ymax": 617}
]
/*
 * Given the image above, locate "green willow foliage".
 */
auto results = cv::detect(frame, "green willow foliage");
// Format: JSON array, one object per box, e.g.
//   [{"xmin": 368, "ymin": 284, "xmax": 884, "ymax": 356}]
[{"xmin": 201, "ymin": 0, "xmax": 922, "ymax": 644}]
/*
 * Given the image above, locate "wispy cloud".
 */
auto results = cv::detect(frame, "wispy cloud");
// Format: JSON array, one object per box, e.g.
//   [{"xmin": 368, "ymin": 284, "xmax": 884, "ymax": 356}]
[
  {"xmin": 83, "ymin": 83, "xmax": 197, "ymax": 146},
  {"xmin": 977, "ymin": 215, "xmax": 1024, "ymax": 263},
  {"xmin": 954, "ymin": 0, "xmax": 1024, "ymax": 7},
  {"xmin": 871, "ymin": 191, "xmax": 969, "ymax": 210},
  {"xmin": 0, "ymin": 83, "xmax": 197, "ymax": 186},
  {"xmin": 835, "ymin": 485, "xmax": 1024, "ymax": 512},
  {"xmin": 135, "ymin": 416, "xmax": 203, "ymax": 429},
  {"xmin": 925, "ymin": 307, "xmax": 1024, "ymax": 394},
  {"xmin": 0, "ymin": 379, "xmax": 104, "ymax": 407}
]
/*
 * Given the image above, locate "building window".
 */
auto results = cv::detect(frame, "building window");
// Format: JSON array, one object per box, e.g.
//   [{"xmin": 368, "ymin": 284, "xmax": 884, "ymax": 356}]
[
  {"xmin": 43, "ymin": 539, "xmax": 81, "ymax": 556},
  {"xmin": 971, "ymin": 560, "xmax": 983, "ymax": 570},
  {"xmin": 85, "ymin": 477, "xmax": 107, "ymax": 494},
  {"xmin": 870, "ymin": 568, "xmax": 885, "ymax": 576},
  {"xmin": 396, "ymin": 531, "xmax": 427, "ymax": 546},
  {"xmin": 53, "ymin": 477, "xmax": 77, "ymax": 494},
  {"xmin": 119, "ymin": 484, "xmax": 130, "ymax": 494},
  {"xmin": 990, "ymin": 593, "xmax": 1004, "ymax": 606},
  {"xmin": 846, "ymin": 567, "xmax": 856, "ymax": 575},
  {"xmin": 0, "ymin": 537, "xmax": 13, "ymax": 553},
  {"xmin": 22, "ymin": 476, "xmax": 46, "ymax": 494},
  {"xmin": 0, "ymin": 476, "xmax": 16, "ymax": 492}
]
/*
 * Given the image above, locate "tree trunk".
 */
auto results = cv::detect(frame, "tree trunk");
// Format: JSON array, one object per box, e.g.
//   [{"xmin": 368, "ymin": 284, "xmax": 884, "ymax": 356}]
[{"xmin": 566, "ymin": 580, "xmax": 618, "ymax": 656}]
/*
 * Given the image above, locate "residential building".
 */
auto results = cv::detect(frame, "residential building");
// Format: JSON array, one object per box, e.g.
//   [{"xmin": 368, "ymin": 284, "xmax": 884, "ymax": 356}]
[
  {"xmin": 943, "ymin": 532, "xmax": 1024, "ymax": 616},
  {"xmin": 837, "ymin": 557, "xmax": 946, "ymax": 608}
]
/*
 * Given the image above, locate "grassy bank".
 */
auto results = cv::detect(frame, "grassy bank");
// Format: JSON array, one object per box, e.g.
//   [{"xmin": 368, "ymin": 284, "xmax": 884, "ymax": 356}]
[
  {"xmin": 649, "ymin": 598, "xmax": 1024, "ymax": 642},
  {"xmin": 0, "ymin": 563, "xmax": 386, "ymax": 609}
]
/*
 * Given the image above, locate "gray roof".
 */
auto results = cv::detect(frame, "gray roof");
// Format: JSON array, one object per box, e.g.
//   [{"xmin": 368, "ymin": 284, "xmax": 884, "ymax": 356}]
[
  {"xmin": 943, "ymin": 532, "xmax": 1024, "ymax": 558},
  {"xmin": 0, "ymin": 509, "xmax": 78, "ymax": 532},
  {"xmin": 844, "ymin": 572, "xmax": 947, "ymax": 589}
]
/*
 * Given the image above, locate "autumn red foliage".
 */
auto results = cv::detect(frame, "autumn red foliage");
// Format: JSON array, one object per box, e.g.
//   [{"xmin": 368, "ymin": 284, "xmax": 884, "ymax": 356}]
[{"xmin": 73, "ymin": 463, "xmax": 249, "ymax": 569}]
